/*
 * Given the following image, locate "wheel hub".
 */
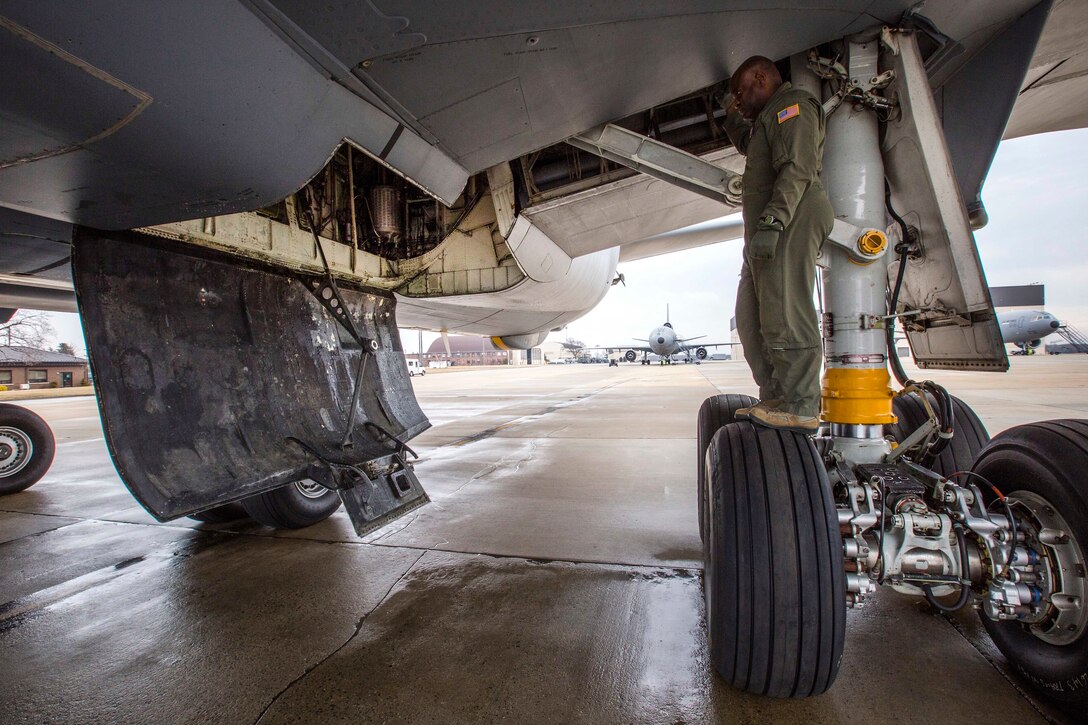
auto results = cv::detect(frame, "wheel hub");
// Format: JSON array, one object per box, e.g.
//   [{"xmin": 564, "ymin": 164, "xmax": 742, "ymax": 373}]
[
  {"xmin": 293, "ymin": 479, "xmax": 329, "ymax": 499},
  {"xmin": 1007, "ymin": 490, "xmax": 1087, "ymax": 646},
  {"xmin": 0, "ymin": 426, "xmax": 32, "ymax": 478}
]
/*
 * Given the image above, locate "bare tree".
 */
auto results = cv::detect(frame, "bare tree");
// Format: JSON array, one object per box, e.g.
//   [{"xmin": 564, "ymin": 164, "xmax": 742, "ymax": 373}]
[{"xmin": 0, "ymin": 311, "xmax": 56, "ymax": 348}]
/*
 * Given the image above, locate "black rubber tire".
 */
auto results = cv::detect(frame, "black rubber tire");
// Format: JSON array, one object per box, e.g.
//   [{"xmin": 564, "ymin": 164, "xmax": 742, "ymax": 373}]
[
  {"xmin": 704, "ymin": 423, "xmax": 846, "ymax": 697},
  {"xmin": 241, "ymin": 480, "xmax": 342, "ymax": 529},
  {"xmin": 889, "ymin": 392, "xmax": 989, "ymax": 476},
  {"xmin": 188, "ymin": 502, "xmax": 249, "ymax": 523},
  {"xmin": 0, "ymin": 403, "xmax": 56, "ymax": 495},
  {"xmin": 972, "ymin": 420, "xmax": 1088, "ymax": 712},
  {"xmin": 697, "ymin": 394, "xmax": 758, "ymax": 541}
]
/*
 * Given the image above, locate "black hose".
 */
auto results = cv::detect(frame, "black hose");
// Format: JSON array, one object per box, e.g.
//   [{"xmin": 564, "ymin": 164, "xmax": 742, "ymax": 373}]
[
  {"xmin": 923, "ymin": 525, "xmax": 972, "ymax": 612},
  {"xmin": 926, "ymin": 381, "xmax": 955, "ymax": 458},
  {"xmin": 884, "ymin": 179, "xmax": 912, "ymax": 387},
  {"xmin": 875, "ymin": 475, "xmax": 888, "ymax": 585},
  {"xmin": 913, "ymin": 380, "xmax": 953, "ymax": 467}
]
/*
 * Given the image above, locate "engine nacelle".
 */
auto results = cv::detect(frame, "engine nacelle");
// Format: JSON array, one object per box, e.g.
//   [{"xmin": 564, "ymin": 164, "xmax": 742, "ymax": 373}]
[
  {"xmin": 490, "ymin": 332, "xmax": 549, "ymax": 350},
  {"xmin": 696, "ymin": 347, "xmax": 708, "ymax": 360},
  {"xmin": 624, "ymin": 350, "xmax": 637, "ymax": 362}
]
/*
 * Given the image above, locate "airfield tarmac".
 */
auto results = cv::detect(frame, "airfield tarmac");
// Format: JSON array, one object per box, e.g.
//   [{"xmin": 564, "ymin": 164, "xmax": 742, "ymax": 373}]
[{"xmin": 1, "ymin": 355, "xmax": 1085, "ymax": 723}]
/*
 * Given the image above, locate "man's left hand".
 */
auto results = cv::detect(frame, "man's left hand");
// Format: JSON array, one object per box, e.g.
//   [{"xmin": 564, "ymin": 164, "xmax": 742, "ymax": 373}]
[
  {"xmin": 749, "ymin": 228, "xmax": 779, "ymax": 261},
  {"xmin": 750, "ymin": 217, "xmax": 784, "ymax": 261}
]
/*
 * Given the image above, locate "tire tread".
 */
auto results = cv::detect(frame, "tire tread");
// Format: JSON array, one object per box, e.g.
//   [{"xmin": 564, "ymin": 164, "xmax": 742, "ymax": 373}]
[{"xmin": 706, "ymin": 423, "xmax": 844, "ymax": 697}]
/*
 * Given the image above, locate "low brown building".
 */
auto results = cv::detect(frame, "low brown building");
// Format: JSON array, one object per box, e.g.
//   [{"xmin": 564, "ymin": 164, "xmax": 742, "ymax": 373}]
[
  {"xmin": 414, "ymin": 335, "xmax": 512, "ymax": 367},
  {"xmin": 0, "ymin": 346, "xmax": 89, "ymax": 390}
]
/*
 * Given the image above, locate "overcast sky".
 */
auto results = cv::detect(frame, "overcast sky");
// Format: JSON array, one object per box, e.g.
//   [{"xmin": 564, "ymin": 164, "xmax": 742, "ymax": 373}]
[{"xmin": 42, "ymin": 128, "xmax": 1088, "ymax": 358}]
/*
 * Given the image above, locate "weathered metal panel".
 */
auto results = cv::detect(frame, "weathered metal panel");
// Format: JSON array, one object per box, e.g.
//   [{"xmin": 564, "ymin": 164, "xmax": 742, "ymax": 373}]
[
  {"xmin": 881, "ymin": 31, "xmax": 1008, "ymax": 371},
  {"xmin": 72, "ymin": 228, "xmax": 429, "ymax": 520}
]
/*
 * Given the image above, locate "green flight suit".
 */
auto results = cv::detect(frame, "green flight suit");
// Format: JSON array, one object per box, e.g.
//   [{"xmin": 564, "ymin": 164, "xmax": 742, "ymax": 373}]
[{"xmin": 723, "ymin": 82, "xmax": 834, "ymax": 417}]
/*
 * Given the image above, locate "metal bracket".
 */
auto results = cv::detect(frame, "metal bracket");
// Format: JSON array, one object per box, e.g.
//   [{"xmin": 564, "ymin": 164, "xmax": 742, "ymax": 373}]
[
  {"xmin": 824, "ymin": 218, "xmax": 889, "ymax": 264},
  {"xmin": 299, "ymin": 447, "xmax": 430, "ymax": 537},
  {"xmin": 567, "ymin": 123, "xmax": 742, "ymax": 205}
]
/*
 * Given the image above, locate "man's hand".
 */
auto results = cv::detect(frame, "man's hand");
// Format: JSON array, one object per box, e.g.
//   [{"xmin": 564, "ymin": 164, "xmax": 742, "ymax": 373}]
[
  {"xmin": 716, "ymin": 91, "xmax": 740, "ymax": 116},
  {"xmin": 750, "ymin": 217, "xmax": 784, "ymax": 261}
]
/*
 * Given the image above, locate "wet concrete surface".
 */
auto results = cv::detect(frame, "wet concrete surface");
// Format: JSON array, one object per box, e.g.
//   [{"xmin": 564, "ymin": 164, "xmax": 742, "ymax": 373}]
[{"xmin": 2, "ymin": 356, "xmax": 1086, "ymax": 723}]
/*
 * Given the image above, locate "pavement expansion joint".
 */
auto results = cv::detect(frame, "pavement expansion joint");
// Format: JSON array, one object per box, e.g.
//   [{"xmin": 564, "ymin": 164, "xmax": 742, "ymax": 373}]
[
  {"xmin": 439, "ymin": 441, "xmax": 540, "ymax": 500},
  {"xmin": 252, "ymin": 549, "xmax": 428, "ymax": 725},
  {"xmin": 936, "ymin": 607, "xmax": 1062, "ymax": 724},
  {"xmin": 360, "ymin": 541, "xmax": 705, "ymax": 576}
]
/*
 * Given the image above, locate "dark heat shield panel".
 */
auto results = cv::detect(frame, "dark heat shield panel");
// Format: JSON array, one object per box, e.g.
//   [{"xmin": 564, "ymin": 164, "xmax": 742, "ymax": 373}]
[{"xmin": 72, "ymin": 228, "xmax": 429, "ymax": 521}]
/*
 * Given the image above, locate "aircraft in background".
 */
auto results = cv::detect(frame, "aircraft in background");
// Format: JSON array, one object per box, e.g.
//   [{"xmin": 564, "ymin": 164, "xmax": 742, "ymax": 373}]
[
  {"xmin": 998, "ymin": 308, "xmax": 1066, "ymax": 353},
  {"xmin": 626, "ymin": 306, "xmax": 737, "ymax": 364},
  {"xmin": 562, "ymin": 306, "xmax": 737, "ymax": 364}
]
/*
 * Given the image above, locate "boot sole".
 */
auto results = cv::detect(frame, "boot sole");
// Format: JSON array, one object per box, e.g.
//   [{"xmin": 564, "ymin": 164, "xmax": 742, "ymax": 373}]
[{"xmin": 748, "ymin": 416, "xmax": 819, "ymax": 435}]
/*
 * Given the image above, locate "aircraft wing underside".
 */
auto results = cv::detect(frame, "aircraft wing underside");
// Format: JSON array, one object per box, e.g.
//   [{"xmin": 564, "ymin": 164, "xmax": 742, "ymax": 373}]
[{"xmin": 2, "ymin": 1, "xmax": 1082, "ymax": 236}]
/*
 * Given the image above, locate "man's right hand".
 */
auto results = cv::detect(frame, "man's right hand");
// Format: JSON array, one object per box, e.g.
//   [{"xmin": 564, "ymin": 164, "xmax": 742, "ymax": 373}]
[{"xmin": 716, "ymin": 91, "xmax": 740, "ymax": 116}]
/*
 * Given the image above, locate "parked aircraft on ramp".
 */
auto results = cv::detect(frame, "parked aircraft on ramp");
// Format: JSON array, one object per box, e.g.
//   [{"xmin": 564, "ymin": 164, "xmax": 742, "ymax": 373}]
[
  {"xmin": 565, "ymin": 307, "xmax": 737, "ymax": 364},
  {"xmin": 998, "ymin": 308, "xmax": 1065, "ymax": 352}
]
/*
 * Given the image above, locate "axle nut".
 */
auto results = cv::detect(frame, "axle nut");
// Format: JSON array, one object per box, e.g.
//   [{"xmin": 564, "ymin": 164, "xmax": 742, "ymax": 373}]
[{"xmin": 857, "ymin": 229, "xmax": 888, "ymax": 256}]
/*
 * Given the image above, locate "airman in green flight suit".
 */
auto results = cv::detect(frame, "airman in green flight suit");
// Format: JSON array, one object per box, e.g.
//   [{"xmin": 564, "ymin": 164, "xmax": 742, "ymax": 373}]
[{"xmin": 722, "ymin": 56, "xmax": 834, "ymax": 433}]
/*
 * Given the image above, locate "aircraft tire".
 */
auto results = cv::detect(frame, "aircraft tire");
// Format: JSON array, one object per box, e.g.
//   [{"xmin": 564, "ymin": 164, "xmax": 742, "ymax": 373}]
[
  {"xmin": 242, "ymin": 479, "xmax": 342, "ymax": 529},
  {"xmin": 972, "ymin": 420, "xmax": 1088, "ymax": 713},
  {"xmin": 0, "ymin": 403, "xmax": 56, "ymax": 495},
  {"xmin": 890, "ymin": 392, "xmax": 989, "ymax": 476},
  {"xmin": 704, "ymin": 422, "xmax": 845, "ymax": 697},
  {"xmin": 696, "ymin": 394, "xmax": 757, "ymax": 542},
  {"xmin": 188, "ymin": 502, "xmax": 250, "ymax": 523}
]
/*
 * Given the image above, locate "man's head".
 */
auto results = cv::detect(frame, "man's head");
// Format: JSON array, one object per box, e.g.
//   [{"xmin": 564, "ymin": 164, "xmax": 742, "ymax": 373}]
[{"xmin": 730, "ymin": 56, "xmax": 782, "ymax": 120}]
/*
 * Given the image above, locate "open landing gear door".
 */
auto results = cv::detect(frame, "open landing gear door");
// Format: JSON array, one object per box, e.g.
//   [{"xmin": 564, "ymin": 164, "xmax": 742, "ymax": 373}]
[
  {"xmin": 880, "ymin": 31, "xmax": 1008, "ymax": 371},
  {"xmin": 73, "ymin": 229, "xmax": 430, "ymax": 533}
]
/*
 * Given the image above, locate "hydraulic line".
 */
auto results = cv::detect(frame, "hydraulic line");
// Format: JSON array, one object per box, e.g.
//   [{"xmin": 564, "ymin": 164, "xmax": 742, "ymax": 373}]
[
  {"xmin": 885, "ymin": 179, "xmax": 912, "ymax": 387},
  {"xmin": 884, "ymin": 180, "xmax": 956, "ymax": 460},
  {"xmin": 921, "ymin": 381, "xmax": 954, "ymax": 462}
]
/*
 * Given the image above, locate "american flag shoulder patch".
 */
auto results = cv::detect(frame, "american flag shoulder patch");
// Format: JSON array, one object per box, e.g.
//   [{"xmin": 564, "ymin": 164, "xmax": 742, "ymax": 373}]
[{"xmin": 777, "ymin": 103, "xmax": 800, "ymax": 124}]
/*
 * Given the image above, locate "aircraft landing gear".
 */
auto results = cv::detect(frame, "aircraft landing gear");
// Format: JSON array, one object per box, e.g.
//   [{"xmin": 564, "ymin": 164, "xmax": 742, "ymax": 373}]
[
  {"xmin": 971, "ymin": 420, "xmax": 1088, "ymax": 711},
  {"xmin": 698, "ymin": 30, "xmax": 1085, "ymax": 711},
  {"xmin": 0, "ymin": 403, "xmax": 55, "ymax": 495},
  {"xmin": 696, "ymin": 394, "xmax": 757, "ymax": 542},
  {"xmin": 241, "ymin": 479, "xmax": 343, "ymax": 529},
  {"xmin": 189, "ymin": 479, "xmax": 342, "ymax": 528},
  {"xmin": 704, "ymin": 423, "xmax": 845, "ymax": 696}
]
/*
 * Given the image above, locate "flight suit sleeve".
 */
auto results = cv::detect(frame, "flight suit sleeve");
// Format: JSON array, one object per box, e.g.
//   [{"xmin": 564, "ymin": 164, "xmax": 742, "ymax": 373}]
[
  {"xmin": 760, "ymin": 97, "xmax": 823, "ymax": 227},
  {"xmin": 722, "ymin": 111, "xmax": 753, "ymax": 156}
]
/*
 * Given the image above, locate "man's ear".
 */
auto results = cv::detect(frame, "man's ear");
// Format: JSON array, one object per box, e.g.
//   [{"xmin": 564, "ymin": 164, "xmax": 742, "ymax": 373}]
[{"xmin": 751, "ymin": 69, "xmax": 765, "ymax": 87}]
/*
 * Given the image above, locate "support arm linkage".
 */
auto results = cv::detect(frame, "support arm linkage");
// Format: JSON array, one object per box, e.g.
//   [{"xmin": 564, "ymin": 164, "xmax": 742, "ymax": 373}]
[{"xmin": 568, "ymin": 123, "xmax": 743, "ymax": 205}]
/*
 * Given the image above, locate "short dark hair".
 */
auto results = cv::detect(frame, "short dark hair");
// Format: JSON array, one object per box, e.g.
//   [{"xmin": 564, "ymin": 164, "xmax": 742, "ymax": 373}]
[{"xmin": 731, "ymin": 55, "xmax": 781, "ymax": 88}]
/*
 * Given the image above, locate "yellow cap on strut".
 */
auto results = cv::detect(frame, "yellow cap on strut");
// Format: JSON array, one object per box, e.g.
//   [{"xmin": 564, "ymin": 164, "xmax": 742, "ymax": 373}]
[
  {"xmin": 821, "ymin": 367, "xmax": 897, "ymax": 424},
  {"xmin": 857, "ymin": 229, "xmax": 888, "ymax": 256}
]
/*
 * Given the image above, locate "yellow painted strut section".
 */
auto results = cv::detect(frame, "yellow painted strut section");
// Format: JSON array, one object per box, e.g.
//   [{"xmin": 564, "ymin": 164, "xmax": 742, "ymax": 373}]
[
  {"xmin": 490, "ymin": 336, "xmax": 511, "ymax": 351},
  {"xmin": 821, "ymin": 367, "xmax": 897, "ymax": 424}
]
